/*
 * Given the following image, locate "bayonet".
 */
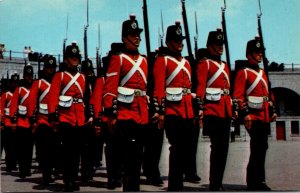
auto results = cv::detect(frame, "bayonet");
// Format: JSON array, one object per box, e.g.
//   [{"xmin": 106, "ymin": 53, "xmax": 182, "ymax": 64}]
[
  {"xmin": 194, "ymin": 11, "xmax": 198, "ymax": 60},
  {"xmin": 181, "ymin": 0, "xmax": 194, "ymax": 62}
]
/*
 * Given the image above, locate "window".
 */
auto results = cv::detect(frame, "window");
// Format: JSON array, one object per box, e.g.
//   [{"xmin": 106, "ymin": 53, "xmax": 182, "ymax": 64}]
[{"xmin": 291, "ymin": 121, "xmax": 299, "ymax": 135}]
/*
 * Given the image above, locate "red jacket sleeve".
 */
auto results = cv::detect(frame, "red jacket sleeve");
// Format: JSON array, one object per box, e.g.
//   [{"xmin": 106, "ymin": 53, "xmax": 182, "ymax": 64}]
[
  {"xmin": 90, "ymin": 77, "xmax": 105, "ymax": 118},
  {"xmin": 27, "ymin": 80, "xmax": 39, "ymax": 117},
  {"xmin": 9, "ymin": 87, "xmax": 19, "ymax": 118},
  {"xmin": 1, "ymin": 92, "xmax": 5, "ymax": 118},
  {"xmin": 195, "ymin": 59, "xmax": 209, "ymax": 100},
  {"xmin": 152, "ymin": 56, "xmax": 166, "ymax": 104},
  {"xmin": 47, "ymin": 72, "xmax": 62, "ymax": 114},
  {"xmin": 233, "ymin": 69, "xmax": 247, "ymax": 110},
  {"xmin": 102, "ymin": 55, "xmax": 121, "ymax": 110}
]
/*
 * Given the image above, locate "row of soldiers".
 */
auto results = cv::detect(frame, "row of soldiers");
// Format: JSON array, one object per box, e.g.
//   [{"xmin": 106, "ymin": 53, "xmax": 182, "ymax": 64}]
[{"xmin": 1, "ymin": 14, "xmax": 277, "ymax": 192}]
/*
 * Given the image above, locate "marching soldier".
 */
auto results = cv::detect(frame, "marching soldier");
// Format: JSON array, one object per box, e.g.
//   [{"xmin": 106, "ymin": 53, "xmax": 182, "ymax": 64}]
[
  {"xmin": 1, "ymin": 72, "xmax": 19, "ymax": 172},
  {"xmin": 91, "ymin": 44, "xmax": 124, "ymax": 190},
  {"xmin": 27, "ymin": 55, "xmax": 57, "ymax": 185},
  {"xmin": 80, "ymin": 58, "xmax": 96, "ymax": 183},
  {"xmin": 142, "ymin": 48, "xmax": 164, "ymax": 187},
  {"xmin": 102, "ymin": 14, "xmax": 148, "ymax": 191},
  {"xmin": 233, "ymin": 36, "xmax": 277, "ymax": 191},
  {"xmin": 48, "ymin": 42, "xmax": 85, "ymax": 192},
  {"xmin": 195, "ymin": 28, "xmax": 234, "ymax": 190},
  {"xmin": 152, "ymin": 21, "xmax": 195, "ymax": 191},
  {"xmin": 10, "ymin": 64, "xmax": 34, "ymax": 179}
]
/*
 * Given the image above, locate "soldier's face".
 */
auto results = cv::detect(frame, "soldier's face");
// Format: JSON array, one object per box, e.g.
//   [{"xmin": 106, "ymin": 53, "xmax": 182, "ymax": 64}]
[
  {"xmin": 208, "ymin": 43, "xmax": 223, "ymax": 56},
  {"xmin": 124, "ymin": 32, "xmax": 141, "ymax": 50},
  {"xmin": 168, "ymin": 39, "xmax": 183, "ymax": 53},
  {"xmin": 248, "ymin": 51, "xmax": 262, "ymax": 64},
  {"xmin": 66, "ymin": 57, "xmax": 79, "ymax": 70},
  {"xmin": 24, "ymin": 74, "xmax": 33, "ymax": 84}
]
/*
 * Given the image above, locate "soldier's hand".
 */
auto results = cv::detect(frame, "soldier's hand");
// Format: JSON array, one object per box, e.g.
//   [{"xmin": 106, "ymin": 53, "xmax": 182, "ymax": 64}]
[
  {"xmin": 50, "ymin": 121, "xmax": 59, "ymax": 132},
  {"xmin": 151, "ymin": 113, "xmax": 160, "ymax": 123},
  {"xmin": 86, "ymin": 117, "xmax": 93, "ymax": 126},
  {"xmin": 232, "ymin": 111, "xmax": 238, "ymax": 120},
  {"xmin": 158, "ymin": 115, "xmax": 164, "ymax": 129},
  {"xmin": 12, "ymin": 123, "xmax": 17, "ymax": 132},
  {"xmin": 270, "ymin": 113, "xmax": 277, "ymax": 122},
  {"xmin": 244, "ymin": 115, "xmax": 252, "ymax": 130},
  {"xmin": 94, "ymin": 125, "xmax": 101, "ymax": 136},
  {"xmin": 198, "ymin": 110, "xmax": 204, "ymax": 126},
  {"xmin": 32, "ymin": 123, "xmax": 38, "ymax": 134},
  {"xmin": 107, "ymin": 116, "xmax": 117, "ymax": 134}
]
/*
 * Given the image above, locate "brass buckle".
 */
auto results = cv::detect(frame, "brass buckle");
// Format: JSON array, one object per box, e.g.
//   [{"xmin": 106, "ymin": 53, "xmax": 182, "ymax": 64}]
[{"xmin": 134, "ymin": 90, "xmax": 141, "ymax": 97}]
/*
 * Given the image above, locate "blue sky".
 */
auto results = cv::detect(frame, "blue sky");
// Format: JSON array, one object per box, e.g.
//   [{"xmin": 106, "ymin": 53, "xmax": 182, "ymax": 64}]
[{"xmin": 1, "ymin": 0, "xmax": 300, "ymax": 67}]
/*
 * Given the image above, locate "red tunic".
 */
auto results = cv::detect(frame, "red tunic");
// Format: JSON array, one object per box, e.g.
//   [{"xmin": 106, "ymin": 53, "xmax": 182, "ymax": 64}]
[
  {"xmin": 102, "ymin": 53, "xmax": 149, "ymax": 124},
  {"xmin": 10, "ymin": 86, "xmax": 32, "ymax": 128},
  {"xmin": 233, "ymin": 67, "xmax": 270, "ymax": 122},
  {"xmin": 48, "ymin": 71, "xmax": 86, "ymax": 126},
  {"xmin": 1, "ymin": 91, "xmax": 14, "ymax": 127},
  {"xmin": 153, "ymin": 55, "xmax": 194, "ymax": 118},
  {"xmin": 195, "ymin": 58, "xmax": 232, "ymax": 118},
  {"xmin": 27, "ymin": 79, "xmax": 51, "ymax": 126},
  {"xmin": 90, "ymin": 77, "xmax": 108, "ymax": 122}
]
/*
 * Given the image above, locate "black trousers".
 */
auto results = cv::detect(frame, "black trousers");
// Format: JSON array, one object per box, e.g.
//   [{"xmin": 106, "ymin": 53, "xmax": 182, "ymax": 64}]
[
  {"xmin": 59, "ymin": 122, "xmax": 81, "ymax": 184},
  {"xmin": 246, "ymin": 121, "xmax": 269, "ymax": 186},
  {"xmin": 16, "ymin": 126, "xmax": 34, "ymax": 175},
  {"xmin": 118, "ymin": 120, "xmax": 146, "ymax": 192},
  {"xmin": 184, "ymin": 121, "xmax": 200, "ymax": 177},
  {"xmin": 142, "ymin": 122, "xmax": 164, "ymax": 179},
  {"xmin": 34, "ymin": 124, "xmax": 55, "ymax": 181},
  {"xmin": 203, "ymin": 116, "xmax": 231, "ymax": 189},
  {"xmin": 2, "ymin": 126, "xmax": 18, "ymax": 170},
  {"xmin": 102, "ymin": 122, "xmax": 123, "ymax": 184},
  {"xmin": 164, "ymin": 115, "xmax": 195, "ymax": 191},
  {"xmin": 80, "ymin": 124, "xmax": 96, "ymax": 179}
]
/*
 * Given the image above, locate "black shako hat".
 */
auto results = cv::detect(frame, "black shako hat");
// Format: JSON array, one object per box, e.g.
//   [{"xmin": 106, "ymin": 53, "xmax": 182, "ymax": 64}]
[
  {"xmin": 65, "ymin": 41, "xmax": 81, "ymax": 59},
  {"xmin": 206, "ymin": 28, "xmax": 224, "ymax": 47},
  {"xmin": 44, "ymin": 54, "xmax": 57, "ymax": 69},
  {"xmin": 122, "ymin": 14, "xmax": 143, "ymax": 38},
  {"xmin": 246, "ymin": 36, "xmax": 263, "ymax": 56},
  {"xmin": 10, "ymin": 72, "xmax": 19, "ymax": 82},
  {"xmin": 166, "ymin": 21, "xmax": 186, "ymax": 42},
  {"xmin": 23, "ymin": 64, "xmax": 33, "ymax": 77}
]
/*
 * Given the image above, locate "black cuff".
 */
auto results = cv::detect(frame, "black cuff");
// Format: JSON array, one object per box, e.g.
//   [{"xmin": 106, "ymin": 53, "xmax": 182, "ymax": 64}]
[
  {"xmin": 11, "ymin": 113, "xmax": 17, "ymax": 123},
  {"xmin": 88, "ymin": 104, "xmax": 94, "ymax": 118},
  {"xmin": 29, "ymin": 116, "xmax": 36, "ymax": 126},
  {"xmin": 48, "ymin": 113, "xmax": 57, "ymax": 123},
  {"xmin": 196, "ymin": 97, "xmax": 204, "ymax": 111},
  {"xmin": 232, "ymin": 99, "xmax": 239, "ymax": 114},
  {"xmin": 94, "ymin": 117, "xmax": 103, "ymax": 127},
  {"xmin": 159, "ymin": 98, "xmax": 166, "ymax": 115},
  {"xmin": 103, "ymin": 108, "xmax": 117, "ymax": 117}
]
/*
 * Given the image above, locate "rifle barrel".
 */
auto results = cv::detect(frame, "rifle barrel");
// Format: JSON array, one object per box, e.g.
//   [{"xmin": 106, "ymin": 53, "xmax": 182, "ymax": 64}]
[
  {"xmin": 181, "ymin": 0, "xmax": 194, "ymax": 61},
  {"xmin": 222, "ymin": 7, "xmax": 231, "ymax": 70},
  {"xmin": 142, "ymin": 0, "xmax": 151, "ymax": 57}
]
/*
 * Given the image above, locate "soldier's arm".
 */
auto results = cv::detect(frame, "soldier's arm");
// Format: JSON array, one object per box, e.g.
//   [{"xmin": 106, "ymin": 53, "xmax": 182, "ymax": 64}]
[{"xmin": 152, "ymin": 56, "xmax": 166, "ymax": 126}]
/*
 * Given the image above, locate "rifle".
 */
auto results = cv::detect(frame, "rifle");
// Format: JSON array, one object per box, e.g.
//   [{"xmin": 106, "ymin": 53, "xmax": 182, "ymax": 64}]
[
  {"xmin": 159, "ymin": 10, "xmax": 164, "ymax": 48},
  {"xmin": 257, "ymin": 0, "xmax": 269, "ymax": 77},
  {"xmin": 63, "ymin": 13, "xmax": 68, "ymax": 61},
  {"xmin": 83, "ymin": 0, "xmax": 89, "ymax": 62},
  {"xmin": 257, "ymin": 0, "xmax": 275, "ymax": 119},
  {"xmin": 221, "ymin": 0, "xmax": 231, "ymax": 70},
  {"xmin": 142, "ymin": 0, "xmax": 151, "ymax": 58},
  {"xmin": 181, "ymin": 0, "xmax": 194, "ymax": 63},
  {"xmin": 96, "ymin": 24, "xmax": 103, "ymax": 77},
  {"xmin": 194, "ymin": 11, "xmax": 198, "ymax": 61}
]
